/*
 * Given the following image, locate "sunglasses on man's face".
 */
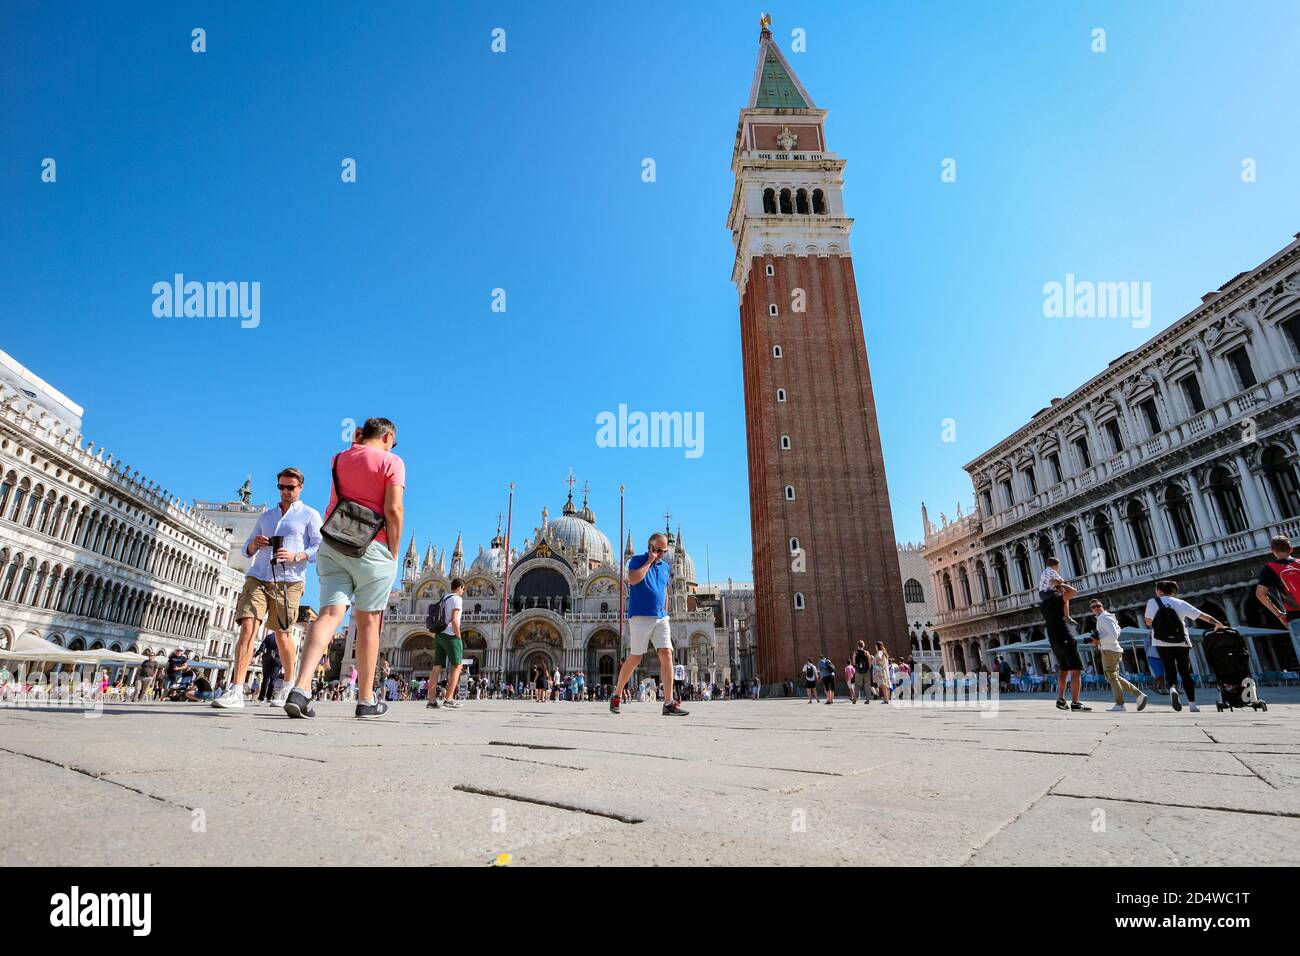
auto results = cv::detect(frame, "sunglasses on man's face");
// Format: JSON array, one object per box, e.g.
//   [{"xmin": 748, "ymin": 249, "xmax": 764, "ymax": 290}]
[
  {"xmin": 278, "ymin": 484, "xmax": 299, "ymax": 492},
  {"xmin": 652, "ymin": 548, "xmax": 667, "ymax": 554}
]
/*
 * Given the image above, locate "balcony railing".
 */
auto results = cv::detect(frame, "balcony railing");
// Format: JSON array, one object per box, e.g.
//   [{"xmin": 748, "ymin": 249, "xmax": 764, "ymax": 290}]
[
  {"xmin": 935, "ymin": 518, "xmax": 1291, "ymax": 627},
  {"xmin": 975, "ymin": 371, "xmax": 1293, "ymax": 536}
]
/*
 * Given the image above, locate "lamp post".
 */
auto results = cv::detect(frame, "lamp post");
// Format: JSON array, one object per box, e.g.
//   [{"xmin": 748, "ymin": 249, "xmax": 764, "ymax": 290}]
[{"xmin": 736, "ymin": 613, "xmax": 750, "ymax": 681}]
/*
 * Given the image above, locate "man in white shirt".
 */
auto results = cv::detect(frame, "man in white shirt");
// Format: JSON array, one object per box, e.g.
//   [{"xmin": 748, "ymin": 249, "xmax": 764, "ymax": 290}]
[
  {"xmin": 426, "ymin": 579, "xmax": 466, "ymax": 710},
  {"xmin": 1144, "ymin": 580, "xmax": 1225, "ymax": 713},
  {"xmin": 213, "ymin": 468, "xmax": 322, "ymax": 710},
  {"xmin": 672, "ymin": 661, "xmax": 686, "ymax": 702},
  {"xmin": 1086, "ymin": 598, "xmax": 1147, "ymax": 712}
]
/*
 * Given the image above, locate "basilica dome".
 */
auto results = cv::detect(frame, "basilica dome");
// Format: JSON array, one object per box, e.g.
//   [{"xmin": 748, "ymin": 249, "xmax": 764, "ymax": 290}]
[
  {"xmin": 547, "ymin": 500, "xmax": 614, "ymax": 565},
  {"xmin": 470, "ymin": 543, "xmax": 510, "ymax": 576},
  {"xmin": 470, "ymin": 520, "xmax": 513, "ymax": 576}
]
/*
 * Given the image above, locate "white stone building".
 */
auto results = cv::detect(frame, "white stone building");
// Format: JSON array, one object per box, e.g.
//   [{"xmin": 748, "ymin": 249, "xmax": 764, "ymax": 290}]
[
  {"xmin": 898, "ymin": 540, "xmax": 941, "ymax": 672},
  {"xmin": 0, "ymin": 348, "xmax": 234, "ymax": 682},
  {"xmin": 693, "ymin": 580, "xmax": 757, "ymax": 683},
  {"xmin": 923, "ymin": 234, "xmax": 1300, "ymax": 679}
]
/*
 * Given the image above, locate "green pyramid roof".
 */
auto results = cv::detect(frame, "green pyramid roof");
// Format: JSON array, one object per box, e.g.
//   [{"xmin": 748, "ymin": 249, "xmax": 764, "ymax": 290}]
[{"xmin": 754, "ymin": 47, "xmax": 809, "ymax": 108}]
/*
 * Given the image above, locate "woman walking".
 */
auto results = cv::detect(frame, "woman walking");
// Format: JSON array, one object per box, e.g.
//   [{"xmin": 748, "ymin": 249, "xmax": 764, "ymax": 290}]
[{"xmin": 872, "ymin": 642, "xmax": 892, "ymax": 703}]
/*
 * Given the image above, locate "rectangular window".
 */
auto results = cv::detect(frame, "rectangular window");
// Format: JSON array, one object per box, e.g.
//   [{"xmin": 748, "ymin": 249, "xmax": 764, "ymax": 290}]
[
  {"xmin": 1139, "ymin": 398, "xmax": 1161, "ymax": 436},
  {"xmin": 1022, "ymin": 466, "xmax": 1038, "ymax": 497},
  {"xmin": 1048, "ymin": 453, "xmax": 1063, "ymax": 484},
  {"xmin": 979, "ymin": 489, "xmax": 992, "ymax": 516},
  {"xmin": 1074, "ymin": 437, "xmax": 1092, "ymax": 470},
  {"xmin": 1104, "ymin": 419, "xmax": 1124, "ymax": 455},
  {"xmin": 1000, "ymin": 479, "xmax": 1014, "ymax": 508},
  {"xmin": 1180, "ymin": 375, "xmax": 1205, "ymax": 414},
  {"xmin": 1283, "ymin": 316, "xmax": 1300, "ymax": 361},
  {"xmin": 1226, "ymin": 347, "xmax": 1257, "ymax": 389}
]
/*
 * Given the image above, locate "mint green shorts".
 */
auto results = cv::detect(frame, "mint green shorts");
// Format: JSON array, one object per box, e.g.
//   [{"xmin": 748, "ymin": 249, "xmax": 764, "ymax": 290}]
[{"xmin": 317, "ymin": 539, "xmax": 396, "ymax": 613}]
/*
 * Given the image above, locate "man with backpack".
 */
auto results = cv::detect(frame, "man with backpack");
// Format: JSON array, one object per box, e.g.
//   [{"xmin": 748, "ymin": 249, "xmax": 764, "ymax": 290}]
[
  {"xmin": 426, "ymin": 578, "xmax": 466, "ymax": 710},
  {"xmin": 1144, "ymin": 579, "xmax": 1226, "ymax": 713},
  {"xmin": 851, "ymin": 640, "xmax": 872, "ymax": 704},
  {"xmin": 1256, "ymin": 535, "xmax": 1300, "ymax": 665},
  {"xmin": 816, "ymin": 653, "xmax": 836, "ymax": 704},
  {"xmin": 802, "ymin": 658, "xmax": 819, "ymax": 703}
]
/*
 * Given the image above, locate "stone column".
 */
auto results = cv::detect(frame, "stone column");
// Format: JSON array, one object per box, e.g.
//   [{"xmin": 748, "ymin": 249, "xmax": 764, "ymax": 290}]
[
  {"xmin": 1144, "ymin": 487, "xmax": 1173, "ymax": 553},
  {"xmin": 1233, "ymin": 452, "xmax": 1270, "ymax": 529},
  {"xmin": 1242, "ymin": 313, "xmax": 1286, "ymax": 378},
  {"xmin": 1186, "ymin": 472, "xmax": 1216, "ymax": 542},
  {"xmin": 1194, "ymin": 341, "xmax": 1231, "ymax": 407},
  {"xmin": 1114, "ymin": 388, "xmax": 1141, "ymax": 451},
  {"xmin": 1108, "ymin": 501, "xmax": 1136, "ymax": 564}
]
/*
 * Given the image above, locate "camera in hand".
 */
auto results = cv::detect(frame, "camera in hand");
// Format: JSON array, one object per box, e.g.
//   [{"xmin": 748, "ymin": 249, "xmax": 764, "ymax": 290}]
[{"xmin": 269, "ymin": 535, "xmax": 284, "ymax": 562}]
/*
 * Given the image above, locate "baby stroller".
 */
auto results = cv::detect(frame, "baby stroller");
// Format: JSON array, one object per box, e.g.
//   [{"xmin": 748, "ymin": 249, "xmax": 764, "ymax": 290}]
[{"xmin": 1203, "ymin": 628, "xmax": 1267, "ymax": 712}]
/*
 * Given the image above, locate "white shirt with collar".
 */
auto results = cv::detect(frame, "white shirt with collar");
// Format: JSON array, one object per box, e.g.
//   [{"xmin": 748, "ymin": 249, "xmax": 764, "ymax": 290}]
[{"xmin": 243, "ymin": 500, "xmax": 323, "ymax": 584}]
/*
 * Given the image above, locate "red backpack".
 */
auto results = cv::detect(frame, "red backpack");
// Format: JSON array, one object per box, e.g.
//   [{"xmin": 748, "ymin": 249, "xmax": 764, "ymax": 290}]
[{"xmin": 1268, "ymin": 560, "xmax": 1300, "ymax": 611}]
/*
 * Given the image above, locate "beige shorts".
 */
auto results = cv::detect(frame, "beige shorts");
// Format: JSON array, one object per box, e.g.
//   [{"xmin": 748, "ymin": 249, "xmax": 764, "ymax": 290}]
[
  {"xmin": 235, "ymin": 576, "xmax": 303, "ymax": 629},
  {"xmin": 628, "ymin": 616, "xmax": 672, "ymax": 656}
]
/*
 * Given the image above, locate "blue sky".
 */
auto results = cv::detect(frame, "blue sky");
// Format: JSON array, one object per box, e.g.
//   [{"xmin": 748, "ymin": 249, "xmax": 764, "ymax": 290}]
[{"xmin": 3, "ymin": 0, "xmax": 1298, "ymax": 583}]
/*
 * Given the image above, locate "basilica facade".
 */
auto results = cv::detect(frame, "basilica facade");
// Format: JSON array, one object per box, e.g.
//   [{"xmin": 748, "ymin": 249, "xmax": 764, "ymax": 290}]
[{"xmin": 352, "ymin": 483, "xmax": 723, "ymax": 687}]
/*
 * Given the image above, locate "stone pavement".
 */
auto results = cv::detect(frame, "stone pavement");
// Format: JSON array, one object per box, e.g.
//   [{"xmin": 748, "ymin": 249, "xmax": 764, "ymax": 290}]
[{"xmin": 2, "ymin": 689, "xmax": 1298, "ymax": 866}]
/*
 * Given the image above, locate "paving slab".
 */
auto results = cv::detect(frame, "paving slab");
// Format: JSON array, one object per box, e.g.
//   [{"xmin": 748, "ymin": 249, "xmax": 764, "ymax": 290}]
[{"xmin": 2, "ymin": 691, "xmax": 1297, "ymax": 866}]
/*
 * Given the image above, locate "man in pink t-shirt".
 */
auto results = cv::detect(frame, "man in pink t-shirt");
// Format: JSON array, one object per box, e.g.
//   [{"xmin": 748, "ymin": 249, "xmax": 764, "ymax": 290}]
[{"xmin": 283, "ymin": 417, "xmax": 405, "ymax": 720}]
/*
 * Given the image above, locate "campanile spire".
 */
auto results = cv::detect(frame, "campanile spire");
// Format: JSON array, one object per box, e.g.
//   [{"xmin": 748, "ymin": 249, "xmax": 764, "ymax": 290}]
[{"xmin": 729, "ymin": 22, "xmax": 907, "ymax": 683}]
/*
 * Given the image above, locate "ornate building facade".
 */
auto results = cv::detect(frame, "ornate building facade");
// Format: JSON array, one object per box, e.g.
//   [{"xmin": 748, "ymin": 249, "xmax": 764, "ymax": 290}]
[
  {"xmin": 351, "ymin": 480, "xmax": 723, "ymax": 687},
  {"xmin": 729, "ymin": 18, "xmax": 907, "ymax": 686},
  {"xmin": 923, "ymin": 234, "xmax": 1300, "ymax": 677},
  {"xmin": 897, "ymin": 541, "xmax": 941, "ymax": 673},
  {"xmin": 0, "ymin": 348, "xmax": 236, "ymax": 680}
]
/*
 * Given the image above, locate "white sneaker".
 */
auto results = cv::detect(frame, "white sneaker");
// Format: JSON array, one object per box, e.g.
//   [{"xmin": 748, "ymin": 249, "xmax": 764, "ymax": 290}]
[
  {"xmin": 1106, "ymin": 703, "xmax": 1126, "ymax": 712},
  {"xmin": 1188, "ymin": 703, "xmax": 1200, "ymax": 713},
  {"xmin": 211, "ymin": 687, "xmax": 244, "ymax": 709},
  {"xmin": 443, "ymin": 699, "xmax": 462, "ymax": 709},
  {"xmin": 269, "ymin": 678, "xmax": 288, "ymax": 707}
]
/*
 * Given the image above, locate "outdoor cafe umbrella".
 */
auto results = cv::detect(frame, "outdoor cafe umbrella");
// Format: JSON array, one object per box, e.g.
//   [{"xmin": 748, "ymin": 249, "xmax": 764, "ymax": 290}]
[{"xmin": 0, "ymin": 632, "xmax": 95, "ymax": 664}]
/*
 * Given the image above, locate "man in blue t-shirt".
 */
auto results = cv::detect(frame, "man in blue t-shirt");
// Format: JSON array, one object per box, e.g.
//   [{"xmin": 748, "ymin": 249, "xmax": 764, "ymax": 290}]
[{"xmin": 610, "ymin": 533, "xmax": 689, "ymax": 716}]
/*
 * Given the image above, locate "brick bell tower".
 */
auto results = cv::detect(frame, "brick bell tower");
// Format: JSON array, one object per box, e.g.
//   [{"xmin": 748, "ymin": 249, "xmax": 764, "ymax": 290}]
[{"xmin": 728, "ymin": 16, "xmax": 907, "ymax": 685}]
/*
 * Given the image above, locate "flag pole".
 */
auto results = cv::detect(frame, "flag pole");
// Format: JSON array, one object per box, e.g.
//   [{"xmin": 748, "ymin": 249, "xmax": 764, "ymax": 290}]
[
  {"xmin": 500, "ymin": 482, "xmax": 514, "ymax": 684},
  {"xmin": 618, "ymin": 484, "xmax": 626, "ymax": 691}
]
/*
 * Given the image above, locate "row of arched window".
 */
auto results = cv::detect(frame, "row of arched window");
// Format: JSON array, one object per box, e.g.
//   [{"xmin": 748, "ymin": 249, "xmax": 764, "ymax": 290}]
[
  {"xmin": 981, "ymin": 313, "xmax": 1300, "ymax": 520},
  {"xmin": 0, "ymin": 470, "xmax": 219, "ymax": 594},
  {"xmin": 939, "ymin": 453, "xmax": 1300, "ymax": 612},
  {"xmin": 0, "ymin": 549, "xmax": 210, "ymax": 638},
  {"xmin": 762, "ymin": 187, "xmax": 828, "ymax": 215}
]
